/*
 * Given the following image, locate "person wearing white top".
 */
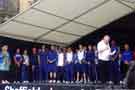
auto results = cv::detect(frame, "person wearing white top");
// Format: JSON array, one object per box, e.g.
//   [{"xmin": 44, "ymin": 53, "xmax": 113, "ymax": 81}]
[
  {"xmin": 76, "ymin": 44, "xmax": 86, "ymax": 83},
  {"xmin": 65, "ymin": 48, "xmax": 74, "ymax": 83},
  {"xmin": 57, "ymin": 51, "xmax": 64, "ymax": 67},
  {"xmin": 21, "ymin": 50, "xmax": 29, "ymax": 82},
  {"xmin": 97, "ymin": 35, "xmax": 116, "ymax": 83},
  {"xmin": 57, "ymin": 48, "xmax": 65, "ymax": 83}
]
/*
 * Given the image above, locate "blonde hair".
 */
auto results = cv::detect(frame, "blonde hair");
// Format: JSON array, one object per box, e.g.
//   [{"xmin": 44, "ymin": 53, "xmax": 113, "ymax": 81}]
[{"xmin": 2, "ymin": 45, "xmax": 8, "ymax": 51}]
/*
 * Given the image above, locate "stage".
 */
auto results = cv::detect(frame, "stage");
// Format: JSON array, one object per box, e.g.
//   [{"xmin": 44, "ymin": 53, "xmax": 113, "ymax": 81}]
[{"xmin": 0, "ymin": 83, "xmax": 126, "ymax": 90}]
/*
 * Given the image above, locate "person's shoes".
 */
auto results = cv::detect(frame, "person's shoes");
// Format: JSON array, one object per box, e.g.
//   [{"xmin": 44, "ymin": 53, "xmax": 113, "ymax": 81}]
[
  {"xmin": 17, "ymin": 81, "xmax": 20, "ymax": 84},
  {"xmin": 97, "ymin": 81, "xmax": 102, "ymax": 84},
  {"xmin": 120, "ymin": 81, "xmax": 123, "ymax": 84},
  {"xmin": 23, "ymin": 81, "xmax": 29, "ymax": 83},
  {"xmin": 121, "ymin": 81, "xmax": 126, "ymax": 85},
  {"xmin": 84, "ymin": 80, "xmax": 87, "ymax": 84},
  {"xmin": 93, "ymin": 81, "xmax": 97, "ymax": 84},
  {"xmin": 80, "ymin": 80, "xmax": 83, "ymax": 83},
  {"xmin": 49, "ymin": 80, "xmax": 52, "ymax": 83},
  {"xmin": 53, "ymin": 80, "xmax": 56, "ymax": 83},
  {"xmin": 71, "ymin": 81, "xmax": 74, "ymax": 84},
  {"xmin": 33, "ymin": 80, "xmax": 36, "ymax": 83},
  {"xmin": 63, "ymin": 80, "xmax": 65, "ymax": 83},
  {"xmin": 87, "ymin": 80, "xmax": 90, "ymax": 83},
  {"xmin": 23, "ymin": 81, "xmax": 26, "ymax": 83},
  {"xmin": 1, "ymin": 80, "xmax": 6, "ymax": 84},
  {"xmin": 13, "ymin": 81, "xmax": 17, "ymax": 84},
  {"xmin": 108, "ymin": 81, "xmax": 113, "ymax": 85},
  {"xmin": 75, "ymin": 80, "xmax": 79, "ymax": 83},
  {"xmin": 65, "ymin": 81, "xmax": 69, "ymax": 84},
  {"xmin": 57, "ymin": 80, "xmax": 60, "ymax": 83},
  {"xmin": 5, "ymin": 80, "xmax": 10, "ymax": 84},
  {"xmin": 1, "ymin": 80, "xmax": 10, "ymax": 84}
]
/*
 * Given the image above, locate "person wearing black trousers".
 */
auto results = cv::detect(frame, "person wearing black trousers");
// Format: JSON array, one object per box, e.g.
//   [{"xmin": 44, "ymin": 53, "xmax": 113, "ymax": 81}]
[
  {"xmin": 31, "ymin": 48, "xmax": 39, "ymax": 82},
  {"xmin": 97, "ymin": 35, "xmax": 116, "ymax": 84},
  {"xmin": 14, "ymin": 48, "xmax": 23, "ymax": 82}
]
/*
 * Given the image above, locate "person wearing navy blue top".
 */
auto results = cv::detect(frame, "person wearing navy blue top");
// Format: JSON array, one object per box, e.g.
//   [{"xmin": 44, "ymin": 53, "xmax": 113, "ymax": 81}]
[
  {"xmin": 47, "ymin": 45, "xmax": 58, "ymax": 83},
  {"xmin": 86, "ymin": 45, "xmax": 96, "ymax": 82},
  {"xmin": 14, "ymin": 48, "xmax": 23, "ymax": 82},
  {"xmin": 110, "ymin": 40, "xmax": 120, "ymax": 84},
  {"xmin": 31, "ymin": 48, "xmax": 39, "ymax": 82},
  {"xmin": 122, "ymin": 44, "xmax": 133, "ymax": 79},
  {"xmin": 74, "ymin": 49, "xmax": 78, "ymax": 82},
  {"xmin": 38, "ymin": 45, "xmax": 48, "ymax": 82}
]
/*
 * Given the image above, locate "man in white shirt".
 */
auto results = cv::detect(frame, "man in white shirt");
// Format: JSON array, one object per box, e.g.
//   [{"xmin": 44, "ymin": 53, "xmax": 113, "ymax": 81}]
[{"xmin": 97, "ymin": 35, "xmax": 116, "ymax": 83}]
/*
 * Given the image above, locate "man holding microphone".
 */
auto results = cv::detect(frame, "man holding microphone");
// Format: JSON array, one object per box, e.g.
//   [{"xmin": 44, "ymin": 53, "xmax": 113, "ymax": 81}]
[{"xmin": 97, "ymin": 35, "xmax": 116, "ymax": 84}]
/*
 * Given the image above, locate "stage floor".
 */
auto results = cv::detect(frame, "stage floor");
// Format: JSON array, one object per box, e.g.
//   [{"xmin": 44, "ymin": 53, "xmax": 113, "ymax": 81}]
[{"xmin": 0, "ymin": 83, "xmax": 126, "ymax": 90}]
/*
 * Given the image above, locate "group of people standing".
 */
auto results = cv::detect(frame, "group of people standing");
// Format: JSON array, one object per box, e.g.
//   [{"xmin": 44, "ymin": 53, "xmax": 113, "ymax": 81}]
[
  {"xmin": 97, "ymin": 35, "xmax": 132, "ymax": 84},
  {"xmin": 0, "ymin": 35, "xmax": 134, "ymax": 85}
]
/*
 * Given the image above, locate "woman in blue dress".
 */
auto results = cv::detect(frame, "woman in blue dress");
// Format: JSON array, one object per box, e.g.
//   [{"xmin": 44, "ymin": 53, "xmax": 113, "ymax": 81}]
[
  {"xmin": 47, "ymin": 45, "xmax": 58, "ymax": 83},
  {"xmin": 14, "ymin": 48, "xmax": 23, "ymax": 82},
  {"xmin": 21, "ymin": 50, "xmax": 30, "ymax": 83}
]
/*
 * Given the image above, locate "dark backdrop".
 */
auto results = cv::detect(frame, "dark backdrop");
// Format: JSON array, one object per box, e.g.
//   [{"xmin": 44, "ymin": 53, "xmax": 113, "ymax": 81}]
[{"xmin": 71, "ymin": 12, "xmax": 135, "ymax": 50}]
